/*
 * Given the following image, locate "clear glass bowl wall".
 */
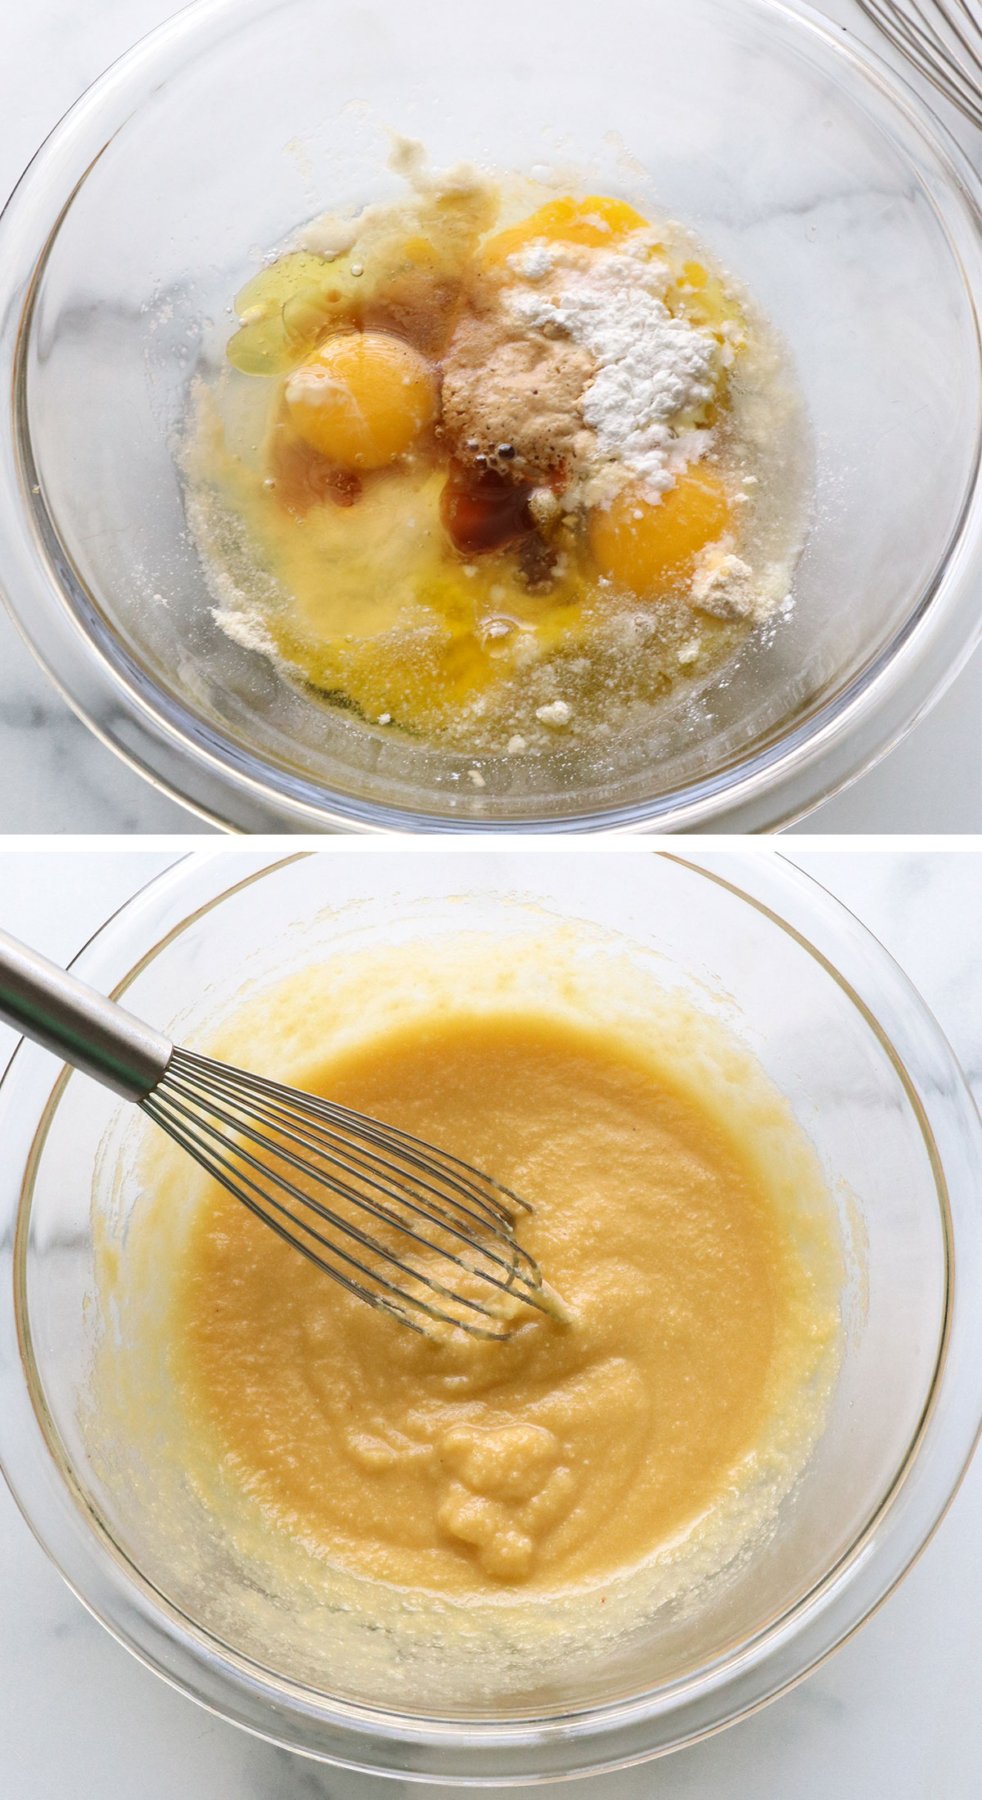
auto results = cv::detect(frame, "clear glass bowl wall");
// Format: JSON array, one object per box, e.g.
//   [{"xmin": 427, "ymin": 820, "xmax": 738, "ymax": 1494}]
[
  {"xmin": 1, "ymin": 0, "xmax": 981, "ymax": 828},
  {"xmin": 2, "ymin": 853, "xmax": 982, "ymax": 1783}
]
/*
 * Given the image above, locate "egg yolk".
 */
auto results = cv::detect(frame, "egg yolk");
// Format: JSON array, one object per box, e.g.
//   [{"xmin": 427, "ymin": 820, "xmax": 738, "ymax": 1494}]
[
  {"xmin": 589, "ymin": 470, "xmax": 731, "ymax": 599},
  {"xmin": 481, "ymin": 194, "xmax": 650, "ymax": 268},
  {"xmin": 285, "ymin": 330, "xmax": 437, "ymax": 470}
]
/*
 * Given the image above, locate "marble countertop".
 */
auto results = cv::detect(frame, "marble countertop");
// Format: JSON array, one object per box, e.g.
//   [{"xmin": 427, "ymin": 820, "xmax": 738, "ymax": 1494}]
[
  {"xmin": 2, "ymin": 0, "xmax": 981, "ymax": 834},
  {"xmin": 2, "ymin": 848, "xmax": 982, "ymax": 1797}
]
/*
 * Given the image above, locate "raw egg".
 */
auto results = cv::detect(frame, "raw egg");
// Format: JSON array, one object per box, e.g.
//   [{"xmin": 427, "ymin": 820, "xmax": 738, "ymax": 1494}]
[
  {"xmin": 589, "ymin": 469, "xmax": 731, "ymax": 599},
  {"xmin": 481, "ymin": 194, "xmax": 650, "ymax": 268},
  {"xmin": 285, "ymin": 330, "xmax": 437, "ymax": 470}
]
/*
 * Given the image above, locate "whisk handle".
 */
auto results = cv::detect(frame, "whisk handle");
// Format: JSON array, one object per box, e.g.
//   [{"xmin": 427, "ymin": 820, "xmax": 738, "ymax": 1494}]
[{"xmin": 0, "ymin": 928, "xmax": 172, "ymax": 1101}]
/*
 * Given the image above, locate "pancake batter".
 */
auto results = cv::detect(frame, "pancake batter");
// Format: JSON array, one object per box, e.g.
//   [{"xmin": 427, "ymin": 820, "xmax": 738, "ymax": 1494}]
[
  {"xmin": 92, "ymin": 920, "xmax": 842, "ymax": 1705},
  {"xmin": 170, "ymin": 996, "xmax": 837, "ymax": 1596}
]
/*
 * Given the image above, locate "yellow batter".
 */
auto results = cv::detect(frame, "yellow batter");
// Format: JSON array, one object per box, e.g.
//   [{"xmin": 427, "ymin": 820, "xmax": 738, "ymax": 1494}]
[
  {"xmin": 170, "ymin": 1002, "xmax": 835, "ymax": 1597},
  {"xmin": 91, "ymin": 919, "xmax": 842, "ymax": 1706}
]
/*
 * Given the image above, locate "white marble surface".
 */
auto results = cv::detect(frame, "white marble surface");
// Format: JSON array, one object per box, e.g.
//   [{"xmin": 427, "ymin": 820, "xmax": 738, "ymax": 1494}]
[
  {"xmin": 1, "ymin": 848, "xmax": 982, "ymax": 1797},
  {"xmin": 1, "ymin": 0, "xmax": 981, "ymax": 835}
]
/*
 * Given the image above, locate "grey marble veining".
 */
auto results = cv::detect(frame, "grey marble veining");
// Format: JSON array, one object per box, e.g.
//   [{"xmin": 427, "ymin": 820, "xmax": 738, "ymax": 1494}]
[
  {"xmin": 1, "ymin": 0, "xmax": 980, "ymax": 834},
  {"xmin": 1, "ymin": 849, "xmax": 982, "ymax": 1798}
]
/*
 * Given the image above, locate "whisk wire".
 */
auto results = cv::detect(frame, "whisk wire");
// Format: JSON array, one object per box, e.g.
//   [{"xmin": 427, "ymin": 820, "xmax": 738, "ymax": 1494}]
[
  {"xmin": 151, "ymin": 1104, "xmax": 433, "ymax": 1335},
  {"xmin": 162, "ymin": 1070, "xmax": 525, "ymax": 1281},
  {"xmin": 143, "ymin": 1048, "xmax": 550, "ymax": 1340},
  {"xmin": 180, "ymin": 1068, "xmax": 523, "ymax": 1254},
  {"xmin": 161, "ymin": 1055, "xmax": 545, "ymax": 1299},
  {"xmin": 0, "ymin": 930, "xmax": 556, "ymax": 1343},
  {"xmin": 906, "ymin": 0, "xmax": 982, "ymax": 107},
  {"xmin": 943, "ymin": 0, "xmax": 982, "ymax": 73},
  {"xmin": 856, "ymin": 0, "xmax": 982, "ymax": 128},
  {"xmin": 147, "ymin": 1084, "xmax": 523, "ymax": 1333},
  {"xmin": 170, "ymin": 1050, "xmax": 531, "ymax": 1230},
  {"xmin": 145, "ymin": 1091, "xmax": 517, "ymax": 1338}
]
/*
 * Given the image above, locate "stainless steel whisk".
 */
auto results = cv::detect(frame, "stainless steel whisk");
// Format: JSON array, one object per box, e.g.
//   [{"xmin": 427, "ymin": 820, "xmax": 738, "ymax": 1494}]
[
  {"xmin": 0, "ymin": 928, "xmax": 558, "ymax": 1341},
  {"xmin": 856, "ymin": 0, "xmax": 982, "ymax": 129}
]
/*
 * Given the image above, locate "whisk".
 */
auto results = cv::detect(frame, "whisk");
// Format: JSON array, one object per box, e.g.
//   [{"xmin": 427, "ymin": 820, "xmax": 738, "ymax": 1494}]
[
  {"xmin": 0, "ymin": 928, "xmax": 560, "ymax": 1341},
  {"xmin": 855, "ymin": 0, "xmax": 982, "ymax": 129}
]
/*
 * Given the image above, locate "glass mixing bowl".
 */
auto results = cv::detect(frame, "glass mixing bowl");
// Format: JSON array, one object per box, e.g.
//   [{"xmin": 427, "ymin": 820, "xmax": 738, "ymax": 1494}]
[
  {"xmin": 1, "ymin": 851, "xmax": 981, "ymax": 1783},
  {"xmin": 1, "ymin": 0, "xmax": 981, "ymax": 832}
]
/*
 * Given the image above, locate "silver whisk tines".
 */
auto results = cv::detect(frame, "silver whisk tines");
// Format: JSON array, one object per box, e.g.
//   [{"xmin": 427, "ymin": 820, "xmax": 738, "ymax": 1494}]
[
  {"xmin": 0, "ymin": 928, "xmax": 558, "ymax": 1342},
  {"xmin": 145, "ymin": 1047, "xmax": 552, "ymax": 1339},
  {"xmin": 856, "ymin": 0, "xmax": 982, "ymax": 129}
]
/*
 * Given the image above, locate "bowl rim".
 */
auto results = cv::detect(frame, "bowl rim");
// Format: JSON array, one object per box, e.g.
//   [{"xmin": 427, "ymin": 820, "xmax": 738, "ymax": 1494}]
[
  {"xmin": 2, "ymin": 848, "xmax": 982, "ymax": 1783},
  {"xmin": 1, "ymin": 0, "xmax": 982, "ymax": 833}
]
